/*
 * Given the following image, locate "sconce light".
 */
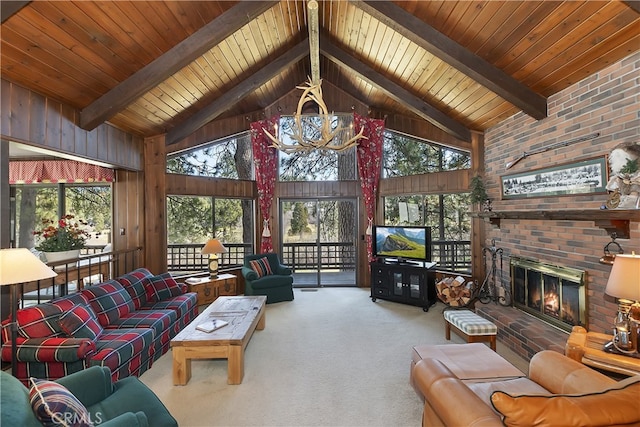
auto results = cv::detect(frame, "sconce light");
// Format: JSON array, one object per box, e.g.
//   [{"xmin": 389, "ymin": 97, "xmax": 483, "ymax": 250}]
[{"xmin": 201, "ymin": 239, "xmax": 227, "ymax": 278}]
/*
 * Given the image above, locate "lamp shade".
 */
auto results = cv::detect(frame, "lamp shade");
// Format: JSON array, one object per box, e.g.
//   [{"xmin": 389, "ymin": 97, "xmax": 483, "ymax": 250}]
[
  {"xmin": 604, "ymin": 253, "xmax": 640, "ymax": 301},
  {"xmin": 0, "ymin": 248, "xmax": 57, "ymax": 285},
  {"xmin": 201, "ymin": 239, "xmax": 228, "ymax": 255}
]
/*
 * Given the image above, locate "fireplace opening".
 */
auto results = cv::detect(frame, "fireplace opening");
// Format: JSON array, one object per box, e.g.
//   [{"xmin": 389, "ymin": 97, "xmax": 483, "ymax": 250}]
[{"xmin": 511, "ymin": 257, "xmax": 587, "ymax": 332}]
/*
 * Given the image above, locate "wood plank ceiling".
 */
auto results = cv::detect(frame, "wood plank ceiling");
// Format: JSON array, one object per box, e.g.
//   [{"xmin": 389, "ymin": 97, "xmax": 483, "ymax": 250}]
[{"xmin": 1, "ymin": 1, "xmax": 639, "ymax": 147}]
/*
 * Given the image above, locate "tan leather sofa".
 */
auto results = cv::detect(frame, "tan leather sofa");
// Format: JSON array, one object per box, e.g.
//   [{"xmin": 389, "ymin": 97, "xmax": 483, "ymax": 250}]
[{"xmin": 411, "ymin": 343, "xmax": 640, "ymax": 427}]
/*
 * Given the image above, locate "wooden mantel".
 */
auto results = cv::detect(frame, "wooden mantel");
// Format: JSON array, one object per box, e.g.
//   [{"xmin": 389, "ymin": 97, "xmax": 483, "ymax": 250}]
[{"xmin": 476, "ymin": 209, "xmax": 640, "ymax": 239}]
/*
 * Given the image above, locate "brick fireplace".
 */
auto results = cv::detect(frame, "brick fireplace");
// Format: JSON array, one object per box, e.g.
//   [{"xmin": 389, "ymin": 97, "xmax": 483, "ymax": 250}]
[{"xmin": 475, "ymin": 257, "xmax": 587, "ymax": 361}]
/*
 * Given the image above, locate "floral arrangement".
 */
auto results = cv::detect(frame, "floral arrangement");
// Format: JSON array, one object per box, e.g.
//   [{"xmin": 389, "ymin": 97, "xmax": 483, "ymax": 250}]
[{"xmin": 34, "ymin": 215, "xmax": 89, "ymax": 252}]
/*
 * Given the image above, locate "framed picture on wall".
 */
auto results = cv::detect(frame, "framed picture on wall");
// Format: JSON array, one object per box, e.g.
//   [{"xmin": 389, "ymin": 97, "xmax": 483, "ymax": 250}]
[{"xmin": 500, "ymin": 156, "xmax": 608, "ymax": 199}]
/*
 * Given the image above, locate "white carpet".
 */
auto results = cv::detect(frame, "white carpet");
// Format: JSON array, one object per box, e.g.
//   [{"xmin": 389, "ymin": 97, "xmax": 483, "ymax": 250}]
[{"xmin": 140, "ymin": 288, "xmax": 527, "ymax": 427}]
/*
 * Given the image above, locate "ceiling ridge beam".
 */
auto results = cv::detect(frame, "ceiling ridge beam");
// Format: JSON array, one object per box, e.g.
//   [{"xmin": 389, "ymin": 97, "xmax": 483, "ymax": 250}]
[
  {"xmin": 352, "ymin": 0, "xmax": 547, "ymax": 120},
  {"xmin": 320, "ymin": 34, "xmax": 471, "ymax": 142},
  {"xmin": 80, "ymin": 1, "xmax": 278, "ymax": 131},
  {"xmin": 166, "ymin": 40, "xmax": 310, "ymax": 146}
]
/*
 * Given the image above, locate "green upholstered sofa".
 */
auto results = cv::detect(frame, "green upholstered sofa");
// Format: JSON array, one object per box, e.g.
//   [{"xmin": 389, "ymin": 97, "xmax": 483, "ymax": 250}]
[
  {"xmin": 1, "ymin": 366, "xmax": 178, "ymax": 427},
  {"xmin": 242, "ymin": 253, "xmax": 294, "ymax": 303}
]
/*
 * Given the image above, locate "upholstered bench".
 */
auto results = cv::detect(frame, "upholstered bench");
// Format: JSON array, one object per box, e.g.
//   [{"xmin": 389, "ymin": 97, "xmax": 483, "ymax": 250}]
[{"xmin": 443, "ymin": 309, "xmax": 497, "ymax": 351}]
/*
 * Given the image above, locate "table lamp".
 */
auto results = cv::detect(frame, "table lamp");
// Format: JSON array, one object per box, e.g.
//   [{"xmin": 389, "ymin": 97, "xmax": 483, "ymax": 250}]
[
  {"xmin": 604, "ymin": 252, "xmax": 640, "ymax": 355},
  {"xmin": 201, "ymin": 239, "xmax": 227, "ymax": 278},
  {"xmin": 0, "ymin": 248, "xmax": 57, "ymax": 376}
]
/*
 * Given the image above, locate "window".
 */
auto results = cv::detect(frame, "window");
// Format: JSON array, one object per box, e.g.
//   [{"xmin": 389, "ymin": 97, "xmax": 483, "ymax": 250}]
[
  {"xmin": 383, "ymin": 130, "xmax": 470, "ymax": 178},
  {"xmin": 277, "ymin": 114, "xmax": 357, "ymax": 181},
  {"xmin": 166, "ymin": 133, "xmax": 253, "ymax": 180},
  {"xmin": 166, "ymin": 196, "xmax": 253, "ymax": 275},
  {"xmin": 383, "ymin": 193, "xmax": 471, "ymax": 272},
  {"xmin": 11, "ymin": 183, "xmax": 112, "ymax": 252}
]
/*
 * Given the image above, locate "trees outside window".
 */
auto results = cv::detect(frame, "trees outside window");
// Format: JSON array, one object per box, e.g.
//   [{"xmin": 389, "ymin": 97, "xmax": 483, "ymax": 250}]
[{"xmin": 12, "ymin": 184, "xmax": 112, "ymax": 251}]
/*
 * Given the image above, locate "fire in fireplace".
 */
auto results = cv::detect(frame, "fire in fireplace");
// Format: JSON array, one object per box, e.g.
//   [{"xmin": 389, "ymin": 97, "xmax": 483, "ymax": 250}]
[{"xmin": 510, "ymin": 257, "xmax": 587, "ymax": 332}]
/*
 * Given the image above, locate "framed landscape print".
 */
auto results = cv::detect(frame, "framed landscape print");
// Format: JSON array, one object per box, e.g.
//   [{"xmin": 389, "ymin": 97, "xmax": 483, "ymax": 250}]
[{"xmin": 501, "ymin": 157, "xmax": 608, "ymax": 199}]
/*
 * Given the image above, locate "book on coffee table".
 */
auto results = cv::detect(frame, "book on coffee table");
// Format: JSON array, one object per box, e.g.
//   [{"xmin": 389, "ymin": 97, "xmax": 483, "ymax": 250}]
[{"xmin": 195, "ymin": 319, "xmax": 228, "ymax": 333}]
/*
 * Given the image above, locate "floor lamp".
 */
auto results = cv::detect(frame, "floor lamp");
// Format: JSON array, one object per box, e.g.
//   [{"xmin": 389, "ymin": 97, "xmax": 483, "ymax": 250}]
[{"xmin": 0, "ymin": 248, "xmax": 57, "ymax": 377}]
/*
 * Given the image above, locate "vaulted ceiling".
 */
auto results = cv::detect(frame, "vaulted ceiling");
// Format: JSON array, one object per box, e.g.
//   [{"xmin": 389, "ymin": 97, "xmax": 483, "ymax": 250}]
[{"xmin": 2, "ymin": 1, "xmax": 639, "ymax": 148}]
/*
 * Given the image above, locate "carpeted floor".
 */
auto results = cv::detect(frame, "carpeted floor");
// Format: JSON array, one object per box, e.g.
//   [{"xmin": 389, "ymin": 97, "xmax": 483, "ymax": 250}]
[{"xmin": 140, "ymin": 287, "xmax": 528, "ymax": 427}]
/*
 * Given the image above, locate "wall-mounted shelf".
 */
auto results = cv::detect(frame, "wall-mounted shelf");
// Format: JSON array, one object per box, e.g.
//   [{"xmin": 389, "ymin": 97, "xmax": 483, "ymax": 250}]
[{"xmin": 475, "ymin": 209, "xmax": 640, "ymax": 239}]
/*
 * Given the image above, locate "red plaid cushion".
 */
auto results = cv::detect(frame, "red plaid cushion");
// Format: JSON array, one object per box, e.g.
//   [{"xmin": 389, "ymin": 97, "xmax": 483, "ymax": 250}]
[
  {"xmin": 115, "ymin": 268, "xmax": 154, "ymax": 309},
  {"xmin": 81, "ymin": 280, "xmax": 135, "ymax": 327},
  {"xmin": 143, "ymin": 273, "xmax": 183, "ymax": 303},
  {"xmin": 59, "ymin": 305, "xmax": 103, "ymax": 340},
  {"xmin": 29, "ymin": 378, "xmax": 92, "ymax": 427},
  {"xmin": 250, "ymin": 257, "xmax": 273, "ymax": 278},
  {"xmin": 15, "ymin": 304, "xmax": 64, "ymax": 339}
]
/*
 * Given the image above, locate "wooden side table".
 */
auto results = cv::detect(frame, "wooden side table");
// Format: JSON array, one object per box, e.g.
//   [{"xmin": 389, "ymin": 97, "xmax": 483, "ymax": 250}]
[
  {"xmin": 186, "ymin": 273, "xmax": 237, "ymax": 306},
  {"xmin": 566, "ymin": 326, "xmax": 640, "ymax": 377}
]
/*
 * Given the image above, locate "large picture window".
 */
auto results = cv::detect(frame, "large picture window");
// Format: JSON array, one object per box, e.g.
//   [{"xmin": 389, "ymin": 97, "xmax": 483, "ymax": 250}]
[
  {"xmin": 166, "ymin": 195, "xmax": 254, "ymax": 275},
  {"xmin": 11, "ymin": 183, "xmax": 112, "ymax": 252},
  {"xmin": 383, "ymin": 193, "xmax": 471, "ymax": 272},
  {"xmin": 383, "ymin": 131, "xmax": 470, "ymax": 178},
  {"xmin": 167, "ymin": 133, "xmax": 253, "ymax": 180}
]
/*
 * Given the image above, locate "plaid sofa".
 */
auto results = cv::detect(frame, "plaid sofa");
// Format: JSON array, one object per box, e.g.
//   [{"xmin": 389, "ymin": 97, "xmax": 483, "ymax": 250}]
[{"xmin": 1, "ymin": 268, "xmax": 198, "ymax": 385}]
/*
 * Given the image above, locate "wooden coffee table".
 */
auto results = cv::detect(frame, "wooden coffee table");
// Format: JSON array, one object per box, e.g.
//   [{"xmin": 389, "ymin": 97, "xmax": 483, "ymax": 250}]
[{"xmin": 170, "ymin": 295, "xmax": 266, "ymax": 385}]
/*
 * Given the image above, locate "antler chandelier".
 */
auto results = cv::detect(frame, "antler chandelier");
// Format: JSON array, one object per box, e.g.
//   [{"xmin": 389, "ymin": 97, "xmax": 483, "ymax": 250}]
[{"xmin": 264, "ymin": 0, "xmax": 366, "ymax": 154}]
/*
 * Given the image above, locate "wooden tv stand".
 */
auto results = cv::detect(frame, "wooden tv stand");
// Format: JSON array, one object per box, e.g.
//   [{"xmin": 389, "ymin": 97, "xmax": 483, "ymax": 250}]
[{"xmin": 370, "ymin": 260, "xmax": 437, "ymax": 312}]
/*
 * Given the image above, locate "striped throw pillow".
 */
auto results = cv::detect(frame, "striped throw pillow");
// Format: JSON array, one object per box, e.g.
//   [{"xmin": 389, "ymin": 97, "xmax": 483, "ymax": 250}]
[
  {"xmin": 29, "ymin": 378, "xmax": 93, "ymax": 427},
  {"xmin": 249, "ymin": 257, "xmax": 273, "ymax": 278}
]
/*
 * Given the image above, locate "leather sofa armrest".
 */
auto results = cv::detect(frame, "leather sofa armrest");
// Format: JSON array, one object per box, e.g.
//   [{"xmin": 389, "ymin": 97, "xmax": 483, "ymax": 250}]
[
  {"xmin": 413, "ymin": 359, "xmax": 502, "ymax": 427},
  {"xmin": 528, "ymin": 350, "xmax": 614, "ymax": 394},
  {"xmin": 56, "ymin": 366, "xmax": 113, "ymax": 407}
]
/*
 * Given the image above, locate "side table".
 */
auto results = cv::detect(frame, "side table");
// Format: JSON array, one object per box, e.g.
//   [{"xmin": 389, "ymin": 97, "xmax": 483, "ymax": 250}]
[
  {"xmin": 186, "ymin": 273, "xmax": 237, "ymax": 306},
  {"xmin": 566, "ymin": 326, "xmax": 640, "ymax": 377}
]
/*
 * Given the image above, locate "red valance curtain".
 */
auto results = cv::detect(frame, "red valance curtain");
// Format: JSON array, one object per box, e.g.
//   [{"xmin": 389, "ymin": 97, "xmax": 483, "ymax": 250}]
[
  {"xmin": 250, "ymin": 116, "xmax": 279, "ymax": 253},
  {"xmin": 9, "ymin": 160, "xmax": 114, "ymax": 184},
  {"xmin": 354, "ymin": 113, "xmax": 384, "ymax": 262}
]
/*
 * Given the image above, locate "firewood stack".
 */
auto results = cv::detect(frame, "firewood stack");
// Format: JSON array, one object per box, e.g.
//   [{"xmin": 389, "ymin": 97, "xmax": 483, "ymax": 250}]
[{"xmin": 436, "ymin": 276, "xmax": 476, "ymax": 307}]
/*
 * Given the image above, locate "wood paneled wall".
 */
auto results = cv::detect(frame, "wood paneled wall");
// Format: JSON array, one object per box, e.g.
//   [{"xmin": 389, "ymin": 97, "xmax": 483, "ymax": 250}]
[
  {"xmin": 112, "ymin": 169, "xmax": 144, "ymax": 275},
  {"xmin": 1, "ymin": 79, "xmax": 144, "ymax": 171},
  {"xmin": 166, "ymin": 174, "xmax": 254, "ymax": 198}
]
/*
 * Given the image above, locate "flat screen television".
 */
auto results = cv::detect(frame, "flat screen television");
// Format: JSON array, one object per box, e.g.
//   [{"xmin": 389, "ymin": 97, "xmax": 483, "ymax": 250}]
[{"xmin": 372, "ymin": 225, "xmax": 432, "ymax": 263}]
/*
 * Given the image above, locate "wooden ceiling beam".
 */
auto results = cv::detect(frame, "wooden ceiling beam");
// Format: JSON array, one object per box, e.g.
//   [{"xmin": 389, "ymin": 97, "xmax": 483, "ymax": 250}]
[
  {"xmin": 353, "ymin": 0, "xmax": 548, "ymax": 121},
  {"xmin": 80, "ymin": 1, "xmax": 278, "ymax": 131},
  {"xmin": 166, "ymin": 40, "xmax": 310, "ymax": 146},
  {"xmin": 320, "ymin": 35, "xmax": 471, "ymax": 142}
]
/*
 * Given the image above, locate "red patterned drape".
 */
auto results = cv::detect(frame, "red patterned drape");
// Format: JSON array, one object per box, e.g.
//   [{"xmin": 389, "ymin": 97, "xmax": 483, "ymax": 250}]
[
  {"xmin": 9, "ymin": 160, "xmax": 114, "ymax": 184},
  {"xmin": 354, "ymin": 113, "xmax": 384, "ymax": 262},
  {"xmin": 250, "ymin": 116, "xmax": 279, "ymax": 253}
]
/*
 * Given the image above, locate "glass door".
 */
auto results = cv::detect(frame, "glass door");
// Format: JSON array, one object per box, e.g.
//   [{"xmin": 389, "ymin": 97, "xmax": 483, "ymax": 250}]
[{"xmin": 280, "ymin": 198, "xmax": 357, "ymax": 287}]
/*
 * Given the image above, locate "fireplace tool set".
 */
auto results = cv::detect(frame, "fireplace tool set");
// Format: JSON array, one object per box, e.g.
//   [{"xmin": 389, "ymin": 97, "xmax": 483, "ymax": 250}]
[{"xmin": 479, "ymin": 239, "xmax": 509, "ymax": 306}]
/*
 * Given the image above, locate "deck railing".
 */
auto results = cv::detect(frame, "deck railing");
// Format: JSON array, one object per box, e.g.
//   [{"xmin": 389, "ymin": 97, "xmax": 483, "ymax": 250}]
[{"xmin": 167, "ymin": 240, "xmax": 471, "ymax": 274}]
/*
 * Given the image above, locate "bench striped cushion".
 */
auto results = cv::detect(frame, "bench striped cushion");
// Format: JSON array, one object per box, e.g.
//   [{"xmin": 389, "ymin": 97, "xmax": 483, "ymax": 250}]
[{"xmin": 444, "ymin": 310, "xmax": 497, "ymax": 336}]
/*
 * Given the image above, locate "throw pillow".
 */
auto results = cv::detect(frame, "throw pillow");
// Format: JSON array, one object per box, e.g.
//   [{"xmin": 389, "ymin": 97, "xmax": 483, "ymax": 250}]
[
  {"xmin": 29, "ymin": 378, "xmax": 94, "ymax": 427},
  {"xmin": 490, "ymin": 378, "xmax": 640, "ymax": 427},
  {"xmin": 81, "ymin": 280, "xmax": 136, "ymax": 327},
  {"xmin": 59, "ymin": 305, "xmax": 103, "ymax": 340},
  {"xmin": 143, "ymin": 272, "xmax": 183, "ymax": 303},
  {"xmin": 249, "ymin": 257, "xmax": 272, "ymax": 278},
  {"xmin": 15, "ymin": 303, "xmax": 64, "ymax": 338},
  {"xmin": 115, "ymin": 268, "xmax": 154, "ymax": 309}
]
